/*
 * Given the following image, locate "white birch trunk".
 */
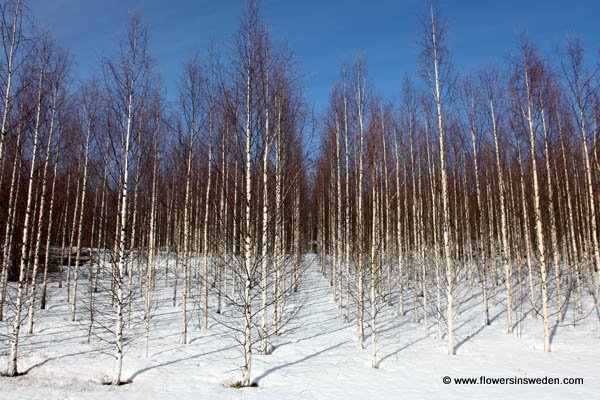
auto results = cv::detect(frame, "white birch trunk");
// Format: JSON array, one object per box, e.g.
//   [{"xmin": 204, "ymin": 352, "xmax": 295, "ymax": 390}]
[
  {"xmin": 489, "ymin": 98, "xmax": 512, "ymax": 333},
  {"xmin": 429, "ymin": 8, "xmax": 454, "ymax": 354},
  {"xmin": 356, "ymin": 64, "xmax": 365, "ymax": 349},
  {"xmin": 70, "ymin": 108, "xmax": 92, "ymax": 321},
  {"xmin": 241, "ymin": 44, "xmax": 254, "ymax": 386},
  {"xmin": 181, "ymin": 111, "xmax": 194, "ymax": 344},
  {"xmin": 260, "ymin": 59, "xmax": 270, "ymax": 353},
  {"xmin": 28, "ymin": 79, "xmax": 59, "ymax": 332},
  {"xmin": 202, "ymin": 113, "xmax": 213, "ymax": 330},
  {"xmin": 7, "ymin": 60, "xmax": 45, "ymax": 376},
  {"xmin": 0, "ymin": 109, "xmax": 24, "ymax": 321},
  {"xmin": 0, "ymin": 0, "xmax": 20, "ymax": 171},
  {"xmin": 523, "ymin": 57, "xmax": 551, "ymax": 352}
]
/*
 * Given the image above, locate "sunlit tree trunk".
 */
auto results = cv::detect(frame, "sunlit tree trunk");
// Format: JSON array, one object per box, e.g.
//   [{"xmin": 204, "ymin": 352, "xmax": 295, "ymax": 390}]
[
  {"xmin": 202, "ymin": 112, "xmax": 213, "ymax": 330},
  {"xmin": 0, "ymin": 0, "xmax": 21, "ymax": 174},
  {"xmin": 28, "ymin": 74, "xmax": 60, "ymax": 332},
  {"xmin": 241, "ymin": 17, "xmax": 254, "ymax": 384},
  {"xmin": 40, "ymin": 138, "xmax": 60, "ymax": 311},
  {"xmin": 342, "ymin": 78, "xmax": 351, "ymax": 322},
  {"xmin": 0, "ymin": 108, "xmax": 24, "ymax": 321},
  {"xmin": 557, "ymin": 110, "xmax": 582, "ymax": 313},
  {"xmin": 7, "ymin": 55, "xmax": 47, "ymax": 377},
  {"xmin": 540, "ymin": 104, "xmax": 561, "ymax": 322},
  {"xmin": 355, "ymin": 62, "xmax": 366, "ymax": 349},
  {"xmin": 370, "ymin": 154, "xmax": 379, "ymax": 368},
  {"xmin": 260, "ymin": 59, "xmax": 271, "ymax": 353},
  {"xmin": 489, "ymin": 97, "xmax": 512, "ymax": 333},
  {"xmin": 71, "ymin": 88, "xmax": 94, "ymax": 322},
  {"xmin": 522, "ymin": 49, "xmax": 550, "ymax": 352}
]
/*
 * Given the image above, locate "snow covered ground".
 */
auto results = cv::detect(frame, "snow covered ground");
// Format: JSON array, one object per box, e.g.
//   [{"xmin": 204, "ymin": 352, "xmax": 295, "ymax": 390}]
[{"xmin": 1, "ymin": 253, "xmax": 599, "ymax": 399}]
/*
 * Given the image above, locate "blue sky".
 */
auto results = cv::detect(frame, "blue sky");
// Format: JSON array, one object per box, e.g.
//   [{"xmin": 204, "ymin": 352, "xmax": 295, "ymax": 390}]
[{"xmin": 30, "ymin": 0, "xmax": 600, "ymax": 114}]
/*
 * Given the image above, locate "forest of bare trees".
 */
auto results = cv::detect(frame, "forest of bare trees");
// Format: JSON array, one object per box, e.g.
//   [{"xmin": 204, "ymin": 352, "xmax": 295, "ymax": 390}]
[
  {"xmin": 0, "ymin": 0, "xmax": 309, "ymax": 386},
  {"xmin": 0, "ymin": 0, "xmax": 598, "ymax": 390},
  {"xmin": 313, "ymin": 3, "xmax": 600, "ymax": 368}
]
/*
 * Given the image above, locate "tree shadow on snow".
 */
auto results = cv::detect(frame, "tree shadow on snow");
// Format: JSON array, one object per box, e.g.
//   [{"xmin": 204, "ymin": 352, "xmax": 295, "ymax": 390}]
[
  {"xmin": 129, "ymin": 345, "xmax": 236, "ymax": 381},
  {"xmin": 295, "ymin": 324, "xmax": 349, "ymax": 344},
  {"xmin": 254, "ymin": 341, "xmax": 349, "ymax": 383},
  {"xmin": 22, "ymin": 348, "xmax": 103, "ymax": 375},
  {"xmin": 378, "ymin": 332, "xmax": 433, "ymax": 366},
  {"xmin": 454, "ymin": 323, "xmax": 488, "ymax": 353}
]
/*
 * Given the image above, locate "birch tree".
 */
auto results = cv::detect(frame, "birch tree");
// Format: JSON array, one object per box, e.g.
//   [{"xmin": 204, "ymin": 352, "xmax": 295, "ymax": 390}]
[
  {"xmin": 0, "ymin": 0, "xmax": 22, "ymax": 174},
  {"xmin": 70, "ymin": 81, "xmax": 96, "ymax": 322},
  {"xmin": 420, "ymin": 2, "xmax": 455, "ymax": 355},
  {"xmin": 7, "ymin": 37, "xmax": 50, "ymax": 377},
  {"xmin": 103, "ymin": 13, "xmax": 151, "ymax": 384}
]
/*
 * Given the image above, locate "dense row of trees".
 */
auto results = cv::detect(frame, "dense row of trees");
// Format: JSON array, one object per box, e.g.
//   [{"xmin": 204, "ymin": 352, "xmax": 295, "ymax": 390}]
[
  {"xmin": 313, "ymin": 5, "xmax": 600, "ymax": 368},
  {"xmin": 0, "ymin": 0, "xmax": 309, "ymax": 386}
]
